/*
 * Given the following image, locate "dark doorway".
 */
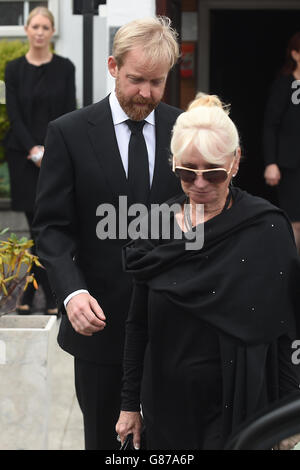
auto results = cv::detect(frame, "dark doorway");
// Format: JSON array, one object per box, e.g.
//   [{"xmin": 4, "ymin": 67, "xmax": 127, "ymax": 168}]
[{"xmin": 210, "ymin": 9, "xmax": 300, "ymax": 205}]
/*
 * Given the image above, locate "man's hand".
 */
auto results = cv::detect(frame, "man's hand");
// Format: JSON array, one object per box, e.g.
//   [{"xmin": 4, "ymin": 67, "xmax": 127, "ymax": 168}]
[
  {"xmin": 66, "ymin": 293, "xmax": 106, "ymax": 336},
  {"xmin": 264, "ymin": 163, "xmax": 281, "ymax": 186},
  {"xmin": 116, "ymin": 411, "xmax": 143, "ymax": 450}
]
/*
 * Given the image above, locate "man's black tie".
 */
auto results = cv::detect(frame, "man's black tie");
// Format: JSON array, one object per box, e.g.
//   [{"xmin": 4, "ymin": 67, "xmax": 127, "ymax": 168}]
[{"xmin": 126, "ymin": 119, "xmax": 150, "ymax": 206}]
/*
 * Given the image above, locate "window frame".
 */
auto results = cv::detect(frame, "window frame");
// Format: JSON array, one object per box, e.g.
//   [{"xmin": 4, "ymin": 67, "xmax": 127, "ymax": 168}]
[{"xmin": 0, "ymin": 0, "xmax": 59, "ymax": 37}]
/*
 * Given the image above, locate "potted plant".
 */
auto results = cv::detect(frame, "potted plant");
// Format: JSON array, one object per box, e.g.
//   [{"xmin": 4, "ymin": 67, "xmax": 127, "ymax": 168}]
[
  {"xmin": 0, "ymin": 229, "xmax": 58, "ymax": 450},
  {"xmin": 0, "ymin": 228, "xmax": 39, "ymax": 315}
]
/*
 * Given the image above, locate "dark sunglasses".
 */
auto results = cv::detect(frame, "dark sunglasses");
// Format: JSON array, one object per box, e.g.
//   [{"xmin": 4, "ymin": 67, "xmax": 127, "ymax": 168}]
[{"xmin": 172, "ymin": 158, "xmax": 235, "ymax": 184}]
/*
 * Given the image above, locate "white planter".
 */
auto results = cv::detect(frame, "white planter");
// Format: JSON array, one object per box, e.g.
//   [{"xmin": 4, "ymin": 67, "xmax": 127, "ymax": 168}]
[{"xmin": 0, "ymin": 315, "xmax": 58, "ymax": 450}]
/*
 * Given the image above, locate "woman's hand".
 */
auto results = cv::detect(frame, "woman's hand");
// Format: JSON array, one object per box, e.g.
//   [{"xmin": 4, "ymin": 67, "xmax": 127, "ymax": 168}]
[
  {"xmin": 116, "ymin": 411, "xmax": 143, "ymax": 450},
  {"xmin": 264, "ymin": 164, "xmax": 281, "ymax": 186},
  {"xmin": 27, "ymin": 145, "xmax": 44, "ymax": 168},
  {"xmin": 273, "ymin": 433, "xmax": 300, "ymax": 450}
]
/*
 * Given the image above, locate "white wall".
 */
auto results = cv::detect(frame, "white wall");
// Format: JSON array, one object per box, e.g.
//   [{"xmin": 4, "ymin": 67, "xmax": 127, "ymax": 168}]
[
  {"xmin": 55, "ymin": 0, "xmax": 156, "ymax": 107},
  {"xmin": 55, "ymin": 0, "xmax": 108, "ymax": 107},
  {"xmin": 93, "ymin": 12, "xmax": 108, "ymax": 103},
  {"xmin": 106, "ymin": 0, "xmax": 156, "ymax": 94},
  {"xmin": 55, "ymin": 0, "xmax": 83, "ymax": 106}
]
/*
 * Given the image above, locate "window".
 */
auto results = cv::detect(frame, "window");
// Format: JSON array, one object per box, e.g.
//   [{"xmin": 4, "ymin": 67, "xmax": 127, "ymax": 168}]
[
  {"xmin": 0, "ymin": 1, "xmax": 48, "ymax": 26},
  {"xmin": 29, "ymin": 1, "xmax": 48, "ymax": 13},
  {"xmin": 0, "ymin": 0, "xmax": 58, "ymax": 36},
  {"xmin": 0, "ymin": 2, "xmax": 24, "ymax": 26}
]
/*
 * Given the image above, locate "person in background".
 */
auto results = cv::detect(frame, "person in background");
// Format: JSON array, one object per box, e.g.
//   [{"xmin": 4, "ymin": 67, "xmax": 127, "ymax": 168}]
[
  {"xmin": 33, "ymin": 17, "xmax": 182, "ymax": 449},
  {"xmin": 263, "ymin": 32, "xmax": 300, "ymax": 253},
  {"xmin": 116, "ymin": 94, "xmax": 300, "ymax": 450},
  {"xmin": 4, "ymin": 6, "xmax": 76, "ymax": 314}
]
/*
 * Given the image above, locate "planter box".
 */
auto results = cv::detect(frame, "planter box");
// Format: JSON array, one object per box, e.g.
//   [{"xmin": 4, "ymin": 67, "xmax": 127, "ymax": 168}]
[{"xmin": 0, "ymin": 315, "xmax": 58, "ymax": 450}]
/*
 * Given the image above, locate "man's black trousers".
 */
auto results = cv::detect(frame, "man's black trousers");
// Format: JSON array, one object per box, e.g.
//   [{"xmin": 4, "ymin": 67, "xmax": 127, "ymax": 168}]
[{"xmin": 74, "ymin": 358, "xmax": 123, "ymax": 450}]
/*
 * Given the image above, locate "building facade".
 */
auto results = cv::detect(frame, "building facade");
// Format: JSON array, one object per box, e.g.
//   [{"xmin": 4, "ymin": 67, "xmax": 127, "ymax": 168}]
[
  {"xmin": 1, "ymin": 0, "xmax": 300, "ymax": 200},
  {"xmin": 0, "ymin": 0, "xmax": 157, "ymax": 106}
]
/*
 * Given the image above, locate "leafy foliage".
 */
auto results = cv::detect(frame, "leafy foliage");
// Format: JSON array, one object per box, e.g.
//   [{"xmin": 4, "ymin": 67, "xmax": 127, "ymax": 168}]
[{"xmin": 0, "ymin": 228, "xmax": 41, "ymax": 315}]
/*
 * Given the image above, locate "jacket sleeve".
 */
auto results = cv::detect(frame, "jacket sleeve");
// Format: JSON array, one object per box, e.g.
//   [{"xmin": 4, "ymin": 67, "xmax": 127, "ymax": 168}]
[
  {"xmin": 4, "ymin": 61, "xmax": 36, "ymax": 152},
  {"xmin": 262, "ymin": 75, "xmax": 291, "ymax": 167},
  {"xmin": 64, "ymin": 60, "xmax": 77, "ymax": 113},
  {"xmin": 121, "ymin": 281, "xmax": 149, "ymax": 412},
  {"xmin": 32, "ymin": 120, "xmax": 87, "ymax": 309}
]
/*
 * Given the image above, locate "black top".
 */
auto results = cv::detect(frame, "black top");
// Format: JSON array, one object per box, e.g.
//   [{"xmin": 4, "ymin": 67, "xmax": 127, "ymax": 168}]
[
  {"xmin": 121, "ymin": 187, "xmax": 300, "ymax": 448},
  {"xmin": 4, "ymin": 54, "xmax": 76, "ymax": 211},
  {"xmin": 263, "ymin": 74, "xmax": 300, "ymax": 169},
  {"xmin": 5, "ymin": 54, "xmax": 76, "ymax": 152},
  {"xmin": 29, "ymin": 61, "xmax": 53, "ymax": 144}
]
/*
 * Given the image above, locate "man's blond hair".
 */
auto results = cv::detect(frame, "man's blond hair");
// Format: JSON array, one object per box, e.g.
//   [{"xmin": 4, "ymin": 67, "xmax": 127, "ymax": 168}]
[{"xmin": 112, "ymin": 16, "xmax": 180, "ymax": 70}]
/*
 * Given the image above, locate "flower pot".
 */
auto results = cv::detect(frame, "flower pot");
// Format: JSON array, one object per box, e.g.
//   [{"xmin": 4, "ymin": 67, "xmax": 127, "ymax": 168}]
[{"xmin": 0, "ymin": 315, "xmax": 58, "ymax": 450}]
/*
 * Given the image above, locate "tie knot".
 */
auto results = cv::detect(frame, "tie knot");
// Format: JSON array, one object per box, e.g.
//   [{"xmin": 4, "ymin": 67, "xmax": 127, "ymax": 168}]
[{"xmin": 126, "ymin": 119, "xmax": 146, "ymax": 134}]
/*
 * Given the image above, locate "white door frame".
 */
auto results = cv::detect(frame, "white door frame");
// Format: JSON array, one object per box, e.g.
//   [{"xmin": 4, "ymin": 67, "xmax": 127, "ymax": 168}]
[{"xmin": 197, "ymin": 0, "xmax": 300, "ymax": 92}]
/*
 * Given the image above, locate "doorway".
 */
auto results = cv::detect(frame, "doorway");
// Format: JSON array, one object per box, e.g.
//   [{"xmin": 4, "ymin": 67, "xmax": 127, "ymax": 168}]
[{"xmin": 209, "ymin": 8, "xmax": 300, "ymax": 202}]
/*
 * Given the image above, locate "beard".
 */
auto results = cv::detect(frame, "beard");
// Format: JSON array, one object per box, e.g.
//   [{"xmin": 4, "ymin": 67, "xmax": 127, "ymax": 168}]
[{"xmin": 115, "ymin": 79, "xmax": 162, "ymax": 121}]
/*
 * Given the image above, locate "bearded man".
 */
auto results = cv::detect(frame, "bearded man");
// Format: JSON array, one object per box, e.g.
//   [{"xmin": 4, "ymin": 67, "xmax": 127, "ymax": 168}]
[{"xmin": 33, "ymin": 17, "xmax": 182, "ymax": 450}]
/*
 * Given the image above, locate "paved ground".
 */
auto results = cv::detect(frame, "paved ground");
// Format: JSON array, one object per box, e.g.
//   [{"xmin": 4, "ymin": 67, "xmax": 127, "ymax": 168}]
[
  {"xmin": 48, "ymin": 319, "xmax": 84, "ymax": 450},
  {"xmin": 6, "ymin": 288, "xmax": 300, "ymax": 451},
  {"xmin": 8, "ymin": 287, "xmax": 85, "ymax": 450}
]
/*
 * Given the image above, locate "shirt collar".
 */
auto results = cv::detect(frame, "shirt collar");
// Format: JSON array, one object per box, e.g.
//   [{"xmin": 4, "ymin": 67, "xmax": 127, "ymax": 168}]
[{"xmin": 109, "ymin": 90, "xmax": 155, "ymax": 126}]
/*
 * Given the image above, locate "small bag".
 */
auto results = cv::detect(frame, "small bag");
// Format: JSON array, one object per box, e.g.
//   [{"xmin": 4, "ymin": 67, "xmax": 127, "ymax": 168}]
[
  {"xmin": 120, "ymin": 429, "xmax": 147, "ymax": 450},
  {"xmin": 120, "ymin": 433, "xmax": 135, "ymax": 450}
]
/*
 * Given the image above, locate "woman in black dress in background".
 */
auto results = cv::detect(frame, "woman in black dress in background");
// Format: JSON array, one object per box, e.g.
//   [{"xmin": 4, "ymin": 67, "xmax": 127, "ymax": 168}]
[
  {"xmin": 5, "ymin": 6, "xmax": 76, "ymax": 314},
  {"xmin": 116, "ymin": 94, "xmax": 300, "ymax": 450},
  {"xmin": 263, "ymin": 32, "xmax": 300, "ymax": 253}
]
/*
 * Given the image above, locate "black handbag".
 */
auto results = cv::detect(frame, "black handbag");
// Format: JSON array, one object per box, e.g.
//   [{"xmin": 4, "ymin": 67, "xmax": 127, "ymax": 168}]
[
  {"xmin": 120, "ymin": 429, "xmax": 146, "ymax": 450},
  {"xmin": 120, "ymin": 433, "xmax": 135, "ymax": 450}
]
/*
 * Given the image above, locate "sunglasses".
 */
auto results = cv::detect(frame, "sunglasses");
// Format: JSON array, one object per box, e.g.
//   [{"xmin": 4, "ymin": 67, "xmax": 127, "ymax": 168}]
[{"xmin": 172, "ymin": 157, "xmax": 235, "ymax": 184}]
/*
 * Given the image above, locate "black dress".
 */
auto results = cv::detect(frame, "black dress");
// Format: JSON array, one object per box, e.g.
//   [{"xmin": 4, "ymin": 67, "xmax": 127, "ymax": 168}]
[
  {"xmin": 121, "ymin": 187, "xmax": 300, "ymax": 450},
  {"xmin": 4, "ymin": 54, "xmax": 76, "ymax": 309},
  {"xmin": 263, "ymin": 74, "xmax": 300, "ymax": 221},
  {"xmin": 5, "ymin": 54, "xmax": 76, "ymax": 211},
  {"xmin": 141, "ymin": 291, "xmax": 222, "ymax": 450}
]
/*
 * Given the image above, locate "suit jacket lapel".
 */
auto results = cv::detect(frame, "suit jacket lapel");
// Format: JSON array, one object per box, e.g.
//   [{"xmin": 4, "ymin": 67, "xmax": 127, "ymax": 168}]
[
  {"xmin": 87, "ymin": 96, "xmax": 134, "ymax": 205},
  {"xmin": 87, "ymin": 98, "xmax": 175, "ymax": 208},
  {"xmin": 150, "ymin": 103, "xmax": 173, "ymax": 203}
]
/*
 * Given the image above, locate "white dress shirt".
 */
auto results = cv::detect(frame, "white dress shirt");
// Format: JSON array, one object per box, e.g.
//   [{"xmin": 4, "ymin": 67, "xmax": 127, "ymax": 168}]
[
  {"xmin": 109, "ymin": 90, "xmax": 156, "ymax": 183},
  {"xmin": 64, "ymin": 91, "xmax": 156, "ymax": 308}
]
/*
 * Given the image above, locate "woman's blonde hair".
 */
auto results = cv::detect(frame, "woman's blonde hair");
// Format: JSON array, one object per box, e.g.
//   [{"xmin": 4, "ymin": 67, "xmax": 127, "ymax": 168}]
[
  {"xmin": 112, "ymin": 16, "xmax": 180, "ymax": 70},
  {"xmin": 26, "ymin": 6, "xmax": 55, "ymax": 28},
  {"xmin": 171, "ymin": 93, "xmax": 239, "ymax": 165}
]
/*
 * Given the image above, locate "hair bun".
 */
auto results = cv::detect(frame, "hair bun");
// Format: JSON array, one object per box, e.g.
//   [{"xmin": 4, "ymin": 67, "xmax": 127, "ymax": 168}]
[{"xmin": 187, "ymin": 92, "xmax": 230, "ymax": 114}]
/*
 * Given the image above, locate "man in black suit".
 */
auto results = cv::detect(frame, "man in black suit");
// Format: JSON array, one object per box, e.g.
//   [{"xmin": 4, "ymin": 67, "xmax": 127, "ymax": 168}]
[{"xmin": 33, "ymin": 16, "xmax": 182, "ymax": 450}]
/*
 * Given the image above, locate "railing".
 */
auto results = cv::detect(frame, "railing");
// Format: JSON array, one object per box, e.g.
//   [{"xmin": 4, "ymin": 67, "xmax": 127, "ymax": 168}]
[{"xmin": 225, "ymin": 394, "xmax": 300, "ymax": 450}]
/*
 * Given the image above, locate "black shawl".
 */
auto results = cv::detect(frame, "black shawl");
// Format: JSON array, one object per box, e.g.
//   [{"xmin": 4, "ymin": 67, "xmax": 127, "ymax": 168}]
[{"xmin": 123, "ymin": 187, "xmax": 300, "ymax": 442}]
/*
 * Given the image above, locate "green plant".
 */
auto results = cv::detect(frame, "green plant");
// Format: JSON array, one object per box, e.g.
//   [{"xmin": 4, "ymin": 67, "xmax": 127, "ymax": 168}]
[
  {"xmin": 0, "ymin": 40, "xmax": 29, "ymax": 163},
  {"xmin": 0, "ymin": 160, "xmax": 10, "ymax": 197},
  {"xmin": 0, "ymin": 228, "xmax": 41, "ymax": 316}
]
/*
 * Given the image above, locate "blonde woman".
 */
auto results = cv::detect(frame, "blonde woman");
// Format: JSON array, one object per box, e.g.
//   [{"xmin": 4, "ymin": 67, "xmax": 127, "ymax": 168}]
[
  {"xmin": 4, "ymin": 6, "xmax": 76, "ymax": 315},
  {"xmin": 116, "ymin": 94, "xmax": 300, "ymax": 450}
]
